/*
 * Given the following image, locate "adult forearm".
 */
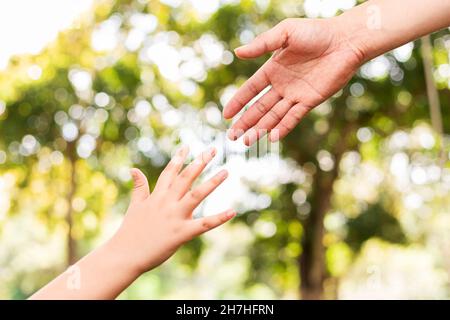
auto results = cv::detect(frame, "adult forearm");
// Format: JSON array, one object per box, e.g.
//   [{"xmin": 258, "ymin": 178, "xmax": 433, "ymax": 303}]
[{"xmin": 336, "ymin": 0, "xmax": 450, "ymax": 62}]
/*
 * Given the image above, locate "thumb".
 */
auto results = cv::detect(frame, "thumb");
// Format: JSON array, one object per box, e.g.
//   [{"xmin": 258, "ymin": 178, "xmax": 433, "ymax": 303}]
[
  {"xmin": 130, "ymin": 168, "xmax": 150, "ymax": 202},
  {"xmin": 234, "ymin": 20, "xmax": 290, "ymax": 59}
]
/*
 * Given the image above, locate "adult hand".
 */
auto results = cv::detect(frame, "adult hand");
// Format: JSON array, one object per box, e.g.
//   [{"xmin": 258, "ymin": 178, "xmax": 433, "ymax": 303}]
[
  {"xmin": 224, "ymin": 0, "xmax": 450, "ymax": 145},
  {"xmin": 224, "ymin": 17, "xmax": 364, "ymax": 145}
]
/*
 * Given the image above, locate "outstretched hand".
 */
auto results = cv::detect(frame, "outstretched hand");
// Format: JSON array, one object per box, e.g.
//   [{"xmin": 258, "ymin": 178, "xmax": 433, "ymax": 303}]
[
  {"xmin": 31, "ymin": 146, "xmax": 234, "ymax": 300},
  {"xmin": 224, "ymin": 18, "xmax": 364, "ymax": 145},
  {"xmin": 113, "ymin": 146, "xmax": 235, "ymax": 273}
]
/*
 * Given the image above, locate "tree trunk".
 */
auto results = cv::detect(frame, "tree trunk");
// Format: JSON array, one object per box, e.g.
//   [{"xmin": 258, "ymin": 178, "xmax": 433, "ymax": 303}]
[
  {"xmin": 421, "ymin": 35, "xmax": 446, "ymax": 165},
  {"xmin": 66, "ymin": 142, "xmax": 77, "ymax": 266},
  {"xmin": 299, "ymin": 169, "xmax": 336, "ymax": 299},
  {"xmin": 421, "ymin": 35, "xmax": 443, "ymax": 135},
  {"xmin": 299, "ymin": 125, "xmax": 352, "ymax": 299}
]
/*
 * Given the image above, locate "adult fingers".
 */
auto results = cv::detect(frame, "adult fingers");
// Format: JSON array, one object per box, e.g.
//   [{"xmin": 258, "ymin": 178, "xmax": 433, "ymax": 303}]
[
  {"xmin": 228, "ymin": 88, "xmax": 281, "ymax": 141},
  {"xmin": 243, "ymin": 98, "xmax": 293, "ymax": 145},
  {"xmin": 269, "ymin": 102, "xmax": 311, "ymax": 142},
  {"xmin": 223, "ymin": 65, "xmax": 271, "ymax": 119},
  {"xmin": 234, "ymin": 20, "xmax": 290, "ymax": 59}
]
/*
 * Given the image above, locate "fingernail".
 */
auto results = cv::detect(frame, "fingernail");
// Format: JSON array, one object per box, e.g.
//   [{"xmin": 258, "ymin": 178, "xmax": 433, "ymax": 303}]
[
  {"xmin": 243, "ymin": 135, "xmax": 254, "ymax": 146},
  {"xmin": 234, "ymin": 129, "xmax": 244, "ymax": 140},
  {"xmin": 200, "ymin": 147, "xmax": 216, "ymax": 164},
  {"xmin": 223, "ymin": 112, "xmax": 232, "ymax": 120},
  {"xmin": 130, "ymin": 168, "xmax": 138, "ymax": 179},
  {"xmin": 217, "ymin": 169, "xmax": 228, "ymax": 180},
  {"xmin": 177, "ymin": 145, "xmax": 189, "ymax": 156},
  {"xmin": 234, "ymin": 45, "xmax": 247, "ymax": 52},
  {"xmin": 226, "ymin": 209, "xmax": 237, "ymax": 219},
  {"xmin": 227, "ymin": 129, "xmax": 236, "ymax": 141},
  {"xmin": 269, "ymin": 129, "xmax": 280, "ymax": 142},
  {"xmin": 243, "ymin": 135, "xmax": 249, "ymax": 146},
  {"xmin": 173, "ymin": 146, "xmax": 188, "ymax": 165},
  {"xmin": 244, "ymin": 129, "xmax": 258, "ymax": 146},
  {"xmin": 268, "ymin": 133, "xmax": 278, "ymax": 142},
  {"xmin": 228, "ymin": 128, "xmax": 244, "ymax": 141}
]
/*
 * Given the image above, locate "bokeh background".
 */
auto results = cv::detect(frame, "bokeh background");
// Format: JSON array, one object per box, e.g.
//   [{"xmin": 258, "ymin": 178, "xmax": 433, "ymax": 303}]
[{"xmin": 1, "ymin": 0, "xmax": 450, "ymax": 300}]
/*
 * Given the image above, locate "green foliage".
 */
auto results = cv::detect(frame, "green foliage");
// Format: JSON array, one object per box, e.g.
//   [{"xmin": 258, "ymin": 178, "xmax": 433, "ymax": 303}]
[
  {"xmin": 0, "ymin": 0, "xmax": 449, "ymax": 299},
  {"xmin": 346, "ymin": 202, "xmax": 407, "ymax": 251}
]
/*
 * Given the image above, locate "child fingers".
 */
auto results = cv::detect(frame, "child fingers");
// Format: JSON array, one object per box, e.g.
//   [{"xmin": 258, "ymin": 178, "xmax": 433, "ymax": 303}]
[
  {"xmin": 154, "ymin": 146, "xmax": 189, "ymax": 191},
  {"xmin": 130, "ymin": 168, "xmax": 150, "ymax": 202},
  {"xmin": 181, "ymin": 169, "xmax": 228, "ymax": 212},
  {"xmin": 171, "ymin": 147, "xmax": 216, "ymax": 198},
  {"xmin": 187, "ymin": 209, "xmax": 236, "ymax": 238}
]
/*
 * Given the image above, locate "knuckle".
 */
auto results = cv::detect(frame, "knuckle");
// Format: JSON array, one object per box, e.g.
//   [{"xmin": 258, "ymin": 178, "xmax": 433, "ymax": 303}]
[
  {"xmin": 280, "ymin": 120, "xmax": 293, "ymax": 132},
  {"xmin": 254, "ymin": 100, "xmax": 268, "ymax": 114},
  {"xmin": 247, "ymin": 81, "xmax": 257, "ymax": 92},
  {"xmin": 290, "ymin": 107, "xmax": 305, "ymax": 122},
  {"xmin": 180, "ymin": 168, "xmax": 190, "ymax": 178},
  {"xmin": 262, "ymin": 39, "xmax": 270, "ymax": 52},
  {"xmin": 255, "ymin": 32, "xmax": 266, "ymax": 42},
  {"xmin": 255, "ymin": 33, "xmax": 269, "ymax": 52},
  {"xmin": 268, "ymin": 109, "xmax": 281, "ymax": 122},
  {"xmin": 201, "ymin": 220, "xmax": 212, "ymax": 230},
  {"xmin": 234, "ymin": 96, "xmax": 247, "ymax": 108},
  {"xmin": 190, "ymin": 189, "xmax": 203, "ymax": 201},
  {"xmin": 133, "ymin": 181, "xmax": 145, "ymax": 189},
  {"xmin": 261, "ymin": 68, "xmax": 271, "ymax": 84},
  {"xmin": 279, "ymin": 21, "xmax": 291, "ymax": 44},
  {"xmin": 239, "ymin": 116, "xmax": 251, "ymax": 129}
]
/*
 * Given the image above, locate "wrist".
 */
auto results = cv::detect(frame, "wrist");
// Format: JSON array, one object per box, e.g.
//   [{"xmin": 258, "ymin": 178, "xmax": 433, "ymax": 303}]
[
  {"xmin": 332, "ymin": 13, "xmax": 370, "ymax": 65},
  {"xmin": 102, "ymin": 235, "xmax": 144, "ymax": 279}
]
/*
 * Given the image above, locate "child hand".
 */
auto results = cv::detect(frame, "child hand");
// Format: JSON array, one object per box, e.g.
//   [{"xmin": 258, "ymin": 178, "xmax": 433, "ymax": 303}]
[
  {"xmin": 30, "ymin": 146, "xmax": 234, "ymax": 300},
  {"xmin": 109, "ymin": 146, "xmax": 235, "ymax": 275}
]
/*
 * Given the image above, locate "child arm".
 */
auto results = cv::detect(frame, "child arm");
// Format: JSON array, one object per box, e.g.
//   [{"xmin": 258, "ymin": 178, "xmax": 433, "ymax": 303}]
[{"xmin": 30, "ymin": 147, "xmax": 234, "ymax": 300}]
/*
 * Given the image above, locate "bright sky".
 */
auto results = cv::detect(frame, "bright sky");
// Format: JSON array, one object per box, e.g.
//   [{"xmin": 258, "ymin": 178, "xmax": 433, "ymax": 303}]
[{"xmin": 0, "ymin": 0, "xmax": 93, "ymax": 69}]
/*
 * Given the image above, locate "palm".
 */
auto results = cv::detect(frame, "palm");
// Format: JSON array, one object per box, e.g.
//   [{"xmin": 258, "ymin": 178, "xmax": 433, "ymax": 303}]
[{"xmin": 224, "ymin": 19, "xmax": 363, "ymax": 144}]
